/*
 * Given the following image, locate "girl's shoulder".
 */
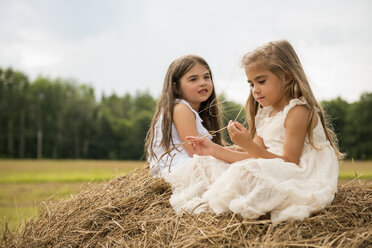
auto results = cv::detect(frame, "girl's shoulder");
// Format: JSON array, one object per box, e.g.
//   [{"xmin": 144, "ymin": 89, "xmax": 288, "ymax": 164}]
[
  {"xmin": 284, "ymin": 97, "xmax": 313, "ymax": 128},
  {"xmin": 175, "ymin": 99, "xmax": 194, "ymax": 111},
  {"xmin": 285, "ymin": 104, "xmax": 311, "ymax": 125},
  {"xmin": 173, "ymin": 101, "xmax": 194, "ymax": 115},
  {"xmin": 283, "ymin": 97, "xmax": 308, "ymax": 116},
  {"xmin": 174, "ymin": 99, "xmax": 195, "ymax": 112},
  {"xmin": 173, "ymin": 99, "xmax": 200, "ymax": 121}
]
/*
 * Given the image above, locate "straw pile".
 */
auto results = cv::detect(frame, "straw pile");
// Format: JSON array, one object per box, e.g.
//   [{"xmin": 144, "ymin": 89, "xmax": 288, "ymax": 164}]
[{"xmin": 1, "ymin": 167, "xmax": 371, "ymax": 248}]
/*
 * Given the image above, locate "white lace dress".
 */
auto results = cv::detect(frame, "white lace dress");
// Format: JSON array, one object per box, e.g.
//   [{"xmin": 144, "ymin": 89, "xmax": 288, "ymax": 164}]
[{"xmin": 165, "ymin": 98, "xmax": 339, "ymax": 224}]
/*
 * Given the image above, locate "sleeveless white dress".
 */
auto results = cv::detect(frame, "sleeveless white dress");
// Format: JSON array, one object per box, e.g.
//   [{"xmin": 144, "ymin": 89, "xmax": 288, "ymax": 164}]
[
  {"xmin": 148, "ymin": 99, "xmax": 212, "ymax": 178},
  {"xmin": 165, "ymin": 98, "xmax": 339, "ymax": 224}
]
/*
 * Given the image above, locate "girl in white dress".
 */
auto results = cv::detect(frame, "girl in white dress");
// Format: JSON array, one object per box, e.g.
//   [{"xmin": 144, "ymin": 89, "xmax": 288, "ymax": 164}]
[
  {"xmin": 145, "ymin": 55, "xmax": 223, "ymax": 177},
  {"xmin": 165, "ymin": 40, "xmax": 343, "ymax": 224}
]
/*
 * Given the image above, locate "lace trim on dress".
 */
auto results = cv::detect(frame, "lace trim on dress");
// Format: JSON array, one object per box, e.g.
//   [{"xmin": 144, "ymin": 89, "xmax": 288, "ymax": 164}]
[
  {"xmin": 255, "ymin": 106, "xmax": 271, "ymax": 131},
  {"xmin": 281, "ymin": 97, "xmax": 307, "ymax": 117},
  {"xmin": 255, "ymin": 97, "xmax": 307, "ymax": 134}
]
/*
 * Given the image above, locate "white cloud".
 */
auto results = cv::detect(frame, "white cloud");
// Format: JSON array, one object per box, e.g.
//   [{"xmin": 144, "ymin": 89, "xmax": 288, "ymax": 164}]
[{"xmin": 0, "ymin": 0, "xmax": 371, "ymax": 103}]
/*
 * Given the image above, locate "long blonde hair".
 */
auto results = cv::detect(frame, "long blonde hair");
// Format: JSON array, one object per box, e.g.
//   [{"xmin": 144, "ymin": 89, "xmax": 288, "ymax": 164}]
[
  {"xmin": 145, "ymin": 55, "xmax": 223, "ymax": 161},
  {"xmin": 242, "ymin": 40, "xmax": 343, "ymax": 159}
]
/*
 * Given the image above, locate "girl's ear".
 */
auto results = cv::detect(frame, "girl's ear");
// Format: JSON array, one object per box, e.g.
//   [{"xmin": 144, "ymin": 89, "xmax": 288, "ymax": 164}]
[
  {"xmin": 173, "ymin": 82, "xmax": 181, "ymax": 96},
  {"xmin": 284, "ymin": 70, "xmax": 292, "ymax": 84},
  {"xmin": 172, "ymin": 82, "xmax": 177, "ymax": 92}
]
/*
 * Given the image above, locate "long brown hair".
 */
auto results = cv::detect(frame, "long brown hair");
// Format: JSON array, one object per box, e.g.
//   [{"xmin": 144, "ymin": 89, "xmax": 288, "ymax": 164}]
[
  {"xmin": 145, "ymin": 55, "xmax": 223, "ymax": 161},
  {"xmin": 242, "ymin": 40, "xmax": 343, "ymax": 159}
]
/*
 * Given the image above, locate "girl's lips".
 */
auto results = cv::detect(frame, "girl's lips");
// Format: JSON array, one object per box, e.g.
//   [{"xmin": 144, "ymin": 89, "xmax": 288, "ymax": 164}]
[
  {"xmin": 198, "ymin": 89, "xmax": 209, "ymax": 95},
  {"xmin": 256, "ymin": 96, "xmax": 265, "ymax": 101}
]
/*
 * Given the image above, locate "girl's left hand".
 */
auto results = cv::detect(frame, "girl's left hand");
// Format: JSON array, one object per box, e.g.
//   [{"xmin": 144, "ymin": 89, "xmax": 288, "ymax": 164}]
[
  {"xmin": 227, "ymin": 120, "xmax": 252, "ymax": 149},
  {"xmin": 186, "ymin": 136, "xmax": 216, "ymax": 156}
]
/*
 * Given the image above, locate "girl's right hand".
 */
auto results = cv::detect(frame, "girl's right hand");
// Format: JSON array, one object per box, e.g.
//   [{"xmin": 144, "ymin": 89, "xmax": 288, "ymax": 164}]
[
  {"xmin": 227, "ymin": 120, "xmax": 252, "ymax": 149},
  {"xmin": 186, "ymin": 136, "xmax": 216, "ymax": 156}
]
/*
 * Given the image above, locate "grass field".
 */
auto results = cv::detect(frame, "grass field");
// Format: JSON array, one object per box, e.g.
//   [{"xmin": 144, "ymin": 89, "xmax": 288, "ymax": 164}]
[
  {"xmin": 0, "ymin": 159, "xmax": 371, "ymax": 230},
  {"xmin": 339, "ymin": 160, "xmax": 372, "ymax": 179},
  {"xmin": 0, "ymin": 159, "xmax": 144, "ymax": 230}
]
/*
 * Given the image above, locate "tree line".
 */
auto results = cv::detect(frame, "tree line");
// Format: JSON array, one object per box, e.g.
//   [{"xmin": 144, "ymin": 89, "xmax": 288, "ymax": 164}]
[{"xmin": 0, "ymin": 67, "xmax": 371, "ymax": 160}]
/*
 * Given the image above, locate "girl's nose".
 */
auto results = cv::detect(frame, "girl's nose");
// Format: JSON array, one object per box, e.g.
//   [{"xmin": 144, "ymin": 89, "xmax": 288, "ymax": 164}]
[{"xmin": 252, "ymin": 84, "xmax": 260, "ymax": 94}]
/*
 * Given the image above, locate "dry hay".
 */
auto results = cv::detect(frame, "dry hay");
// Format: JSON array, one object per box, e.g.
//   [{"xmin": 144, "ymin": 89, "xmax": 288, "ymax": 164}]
[{"xmin": 1, "ymin": 167, "xmax": 371, "ymax": 248}]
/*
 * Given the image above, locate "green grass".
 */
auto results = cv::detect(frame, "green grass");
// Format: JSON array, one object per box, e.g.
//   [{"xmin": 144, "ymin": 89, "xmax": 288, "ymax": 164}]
[
  {"xmin": 0, "ymin": 160, "xmax": 144, "ymax": 230},
  {"xmin": 0, "ymin": 159, "xmax": 144, "ymax": 183},
  {"xmin": 1, "ymin": 170, "xmax": 125, "ymax": 183},
  {"xmin": 338, "ymin": 160, "xmax": 372, "ymax": 179},
  {"xmin": 0, "ymin": 182, "xmax": 83, "ymax": 228},
  {"xmin": 338, "ymin": 174, "xmax": 372, "ymax": 179},
  {"xmin": 0, "ymin": 159, "xmax": 371, "ymax": 230}
]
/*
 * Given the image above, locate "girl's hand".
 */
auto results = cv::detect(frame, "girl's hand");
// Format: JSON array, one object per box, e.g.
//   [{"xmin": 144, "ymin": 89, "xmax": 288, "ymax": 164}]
[
  {"xmin": 186, "ymin": 136, "xmax": 216, "ymax": 156},
  {"xmin": 227, "ymin": 120, "xmax": 252, "ymax": 149}
]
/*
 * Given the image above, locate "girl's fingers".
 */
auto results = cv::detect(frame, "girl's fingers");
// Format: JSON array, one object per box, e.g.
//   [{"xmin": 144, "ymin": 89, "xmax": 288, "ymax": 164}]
[
  {"xmin": 227, "ymin": 125, "xmax": 232, "ymax": 134},
  {"xmin": 228, "ymin": 121, "xmax": 238, "ymax": 132},
  {"xmin": 234, "ymin": 121, "xmax": 243, "ymax": 131}
]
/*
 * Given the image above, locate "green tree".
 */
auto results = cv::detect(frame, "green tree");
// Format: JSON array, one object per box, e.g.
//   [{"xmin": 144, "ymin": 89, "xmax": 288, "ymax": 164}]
[
  {"xmin": 321, "ymin": 97, "xmax": 349, "ymax": 154},
  {"xmin": 0, "ymin": 68, "xmax": 30, "ymax": 158},
  {"xmin": 61, "ymin": 83, "xmax": 97, "ymax": 158},
  {"xmin": 129, "ymin": 92, "xmax": 156, "ymax": 159},
  {"xmin": 96, "ymin": 92, "xmax": 156, "ymax": 160},
  {"xmin": 344, "ymin": 93, "xmax": 372, "ymax": 159}
]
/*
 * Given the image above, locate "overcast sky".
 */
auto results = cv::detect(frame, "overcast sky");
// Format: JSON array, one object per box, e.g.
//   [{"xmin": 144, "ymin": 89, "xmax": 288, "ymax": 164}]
[{"xmin": 0, "ymin": 0, "xmax": 371, "ymax": 104}]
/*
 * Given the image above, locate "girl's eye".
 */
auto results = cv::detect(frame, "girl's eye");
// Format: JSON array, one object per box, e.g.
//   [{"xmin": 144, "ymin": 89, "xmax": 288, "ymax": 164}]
[
  {"xmin": 249, "ymin": 83, "xmax": 254, "ymax": 88},
  {"xmin": 204, "ymin": 75, "xmax": 210, "ymax": 79},
  {"xmin": 258, "ymin": 80, "xmax": 265, "ymax": 84},
  {"xmin": 190, "ymin": 78, "xmax": 197, "ymax": 82}
]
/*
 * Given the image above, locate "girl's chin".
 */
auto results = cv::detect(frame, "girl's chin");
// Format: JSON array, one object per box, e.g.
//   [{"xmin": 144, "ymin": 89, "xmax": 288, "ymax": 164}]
[
  {"xmin": 200, "ymin": 94, "xmax": 212, "ymax": 100},
  {"xmin": 258, "ymin": 102, "xmax": 270, "ymax": 107}
]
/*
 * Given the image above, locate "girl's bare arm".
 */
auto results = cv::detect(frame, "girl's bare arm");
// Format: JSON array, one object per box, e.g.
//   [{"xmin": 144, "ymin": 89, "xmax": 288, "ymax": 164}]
[
  {"xmin": 229, "ymin": 105, "xmax": 310, "ymax": 165},
  {"xmin": 189, "ymin": 134, "xmax": 268, "ymax": 164},
  {"xmin": 173, "ymin": 103, "xmax": 199, "ymax": 156}
]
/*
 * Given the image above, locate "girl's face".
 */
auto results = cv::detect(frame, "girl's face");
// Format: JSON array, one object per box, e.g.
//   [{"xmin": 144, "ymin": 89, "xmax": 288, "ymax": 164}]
[
  {"xmin": 245, "ymin": 64, "xmax": 288, "ymax": 111},
  {"xmin": 177, "ymin": 63, "xmax": 213, "ymax": 111}
]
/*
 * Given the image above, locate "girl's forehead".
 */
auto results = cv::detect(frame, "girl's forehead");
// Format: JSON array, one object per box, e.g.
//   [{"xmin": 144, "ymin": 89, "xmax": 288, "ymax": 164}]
[
  {"xmin": 245, "ymin": 63, "xmax": 268, "ymax": 77},
  {"xmin": 191, "ymin": 62, "xmax": 208, "ymax": 70},
  {"xmin": 184, "ymin": 63, "xmax": 209, "ymax": 75}
]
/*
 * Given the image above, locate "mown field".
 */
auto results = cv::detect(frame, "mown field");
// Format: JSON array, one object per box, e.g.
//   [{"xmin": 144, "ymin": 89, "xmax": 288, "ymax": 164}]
[
  {"xmin": 0, "ymin": 159, "xmax": 371, "ymax": 230},
  {"xmin": 0, "ymin": 160, "xmax": 144, "ymax": 230}
]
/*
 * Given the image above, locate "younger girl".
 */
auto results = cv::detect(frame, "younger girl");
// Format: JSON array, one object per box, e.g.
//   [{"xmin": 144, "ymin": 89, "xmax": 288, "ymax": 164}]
[
  {"xmin": 165, "ymin": 40, "xmax": 343, "ymax": 224},
  {"xmin": 145, "ymin": 55, "xmax": 223, "ymax": 177}
]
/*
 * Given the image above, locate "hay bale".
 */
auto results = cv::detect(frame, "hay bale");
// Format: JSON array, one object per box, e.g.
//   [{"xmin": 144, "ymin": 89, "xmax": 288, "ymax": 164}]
[{"xmin": 1, "ymin": 167, "xmax": 371, "ymax": 248}]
